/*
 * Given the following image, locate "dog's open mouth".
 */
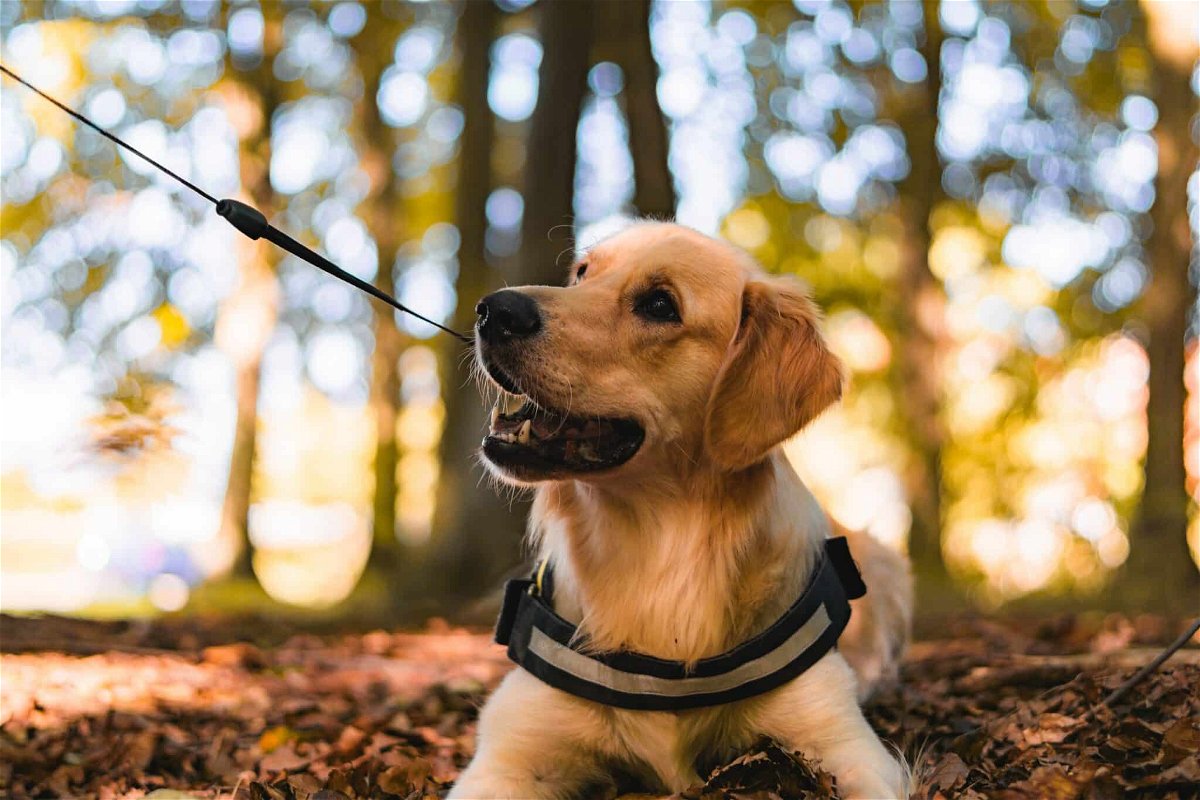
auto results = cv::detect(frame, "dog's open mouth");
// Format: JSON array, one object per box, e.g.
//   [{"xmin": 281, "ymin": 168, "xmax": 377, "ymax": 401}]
[{"xmin": 482, "ymin": 393, "xmax": 645, "ymax": 477}]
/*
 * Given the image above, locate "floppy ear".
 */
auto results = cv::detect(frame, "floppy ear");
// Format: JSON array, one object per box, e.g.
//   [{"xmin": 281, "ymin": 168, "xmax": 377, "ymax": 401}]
[{"xmin": 703, "ymin": 277, "xmax": 843, "ymax": 471}]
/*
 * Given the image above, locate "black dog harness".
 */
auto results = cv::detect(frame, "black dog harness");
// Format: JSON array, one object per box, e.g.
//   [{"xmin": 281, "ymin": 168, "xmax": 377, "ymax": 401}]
[{"xmin": 495, "ymin": 537, "xmax": 866, "ymax": 711}]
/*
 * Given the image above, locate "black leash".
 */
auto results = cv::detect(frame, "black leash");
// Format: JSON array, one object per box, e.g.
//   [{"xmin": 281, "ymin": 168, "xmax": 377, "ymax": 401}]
[{"xmin": 0, "ymin": 63, "xmax": 472, "ymax": 344}]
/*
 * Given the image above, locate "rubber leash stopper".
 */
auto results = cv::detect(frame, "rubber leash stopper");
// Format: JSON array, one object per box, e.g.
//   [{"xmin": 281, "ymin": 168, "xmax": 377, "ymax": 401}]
[{"xmin": 216, "ymin": 198, "xmax": 269, "ymax": 240}]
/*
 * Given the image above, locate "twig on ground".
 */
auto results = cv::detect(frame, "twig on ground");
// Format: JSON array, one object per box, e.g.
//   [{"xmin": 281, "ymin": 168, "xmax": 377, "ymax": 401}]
[
  {"xmin": 949, "ymin": 617, "xmax": 1200, "ymax": 753},
  {"xmin": 1085, "ymin": 616, "xmax": 1200, "ymax": 721}
]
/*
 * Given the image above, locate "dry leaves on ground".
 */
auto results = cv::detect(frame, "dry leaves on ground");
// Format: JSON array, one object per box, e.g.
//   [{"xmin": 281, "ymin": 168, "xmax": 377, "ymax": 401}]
[{"xmin": 1, "ymin": 613, "xmax": 1197, "ymax": 799}]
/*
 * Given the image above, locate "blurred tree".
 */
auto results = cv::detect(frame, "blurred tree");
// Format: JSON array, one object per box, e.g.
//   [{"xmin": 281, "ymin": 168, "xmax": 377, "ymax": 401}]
[
  {"xmin": 737, "ymin": 0, "xmax": 956, "ymax": 584},
  {"xmin": 213, "ymin": 7, "xmax": 284, "ymax": 579},
  {"xmin": 736, "ymin": 0, "xmax": 1166, "ymax": 601},
  {"xmin": 5, "ymin": 0, "xmax": 1191, "ymax": 615},
  {"xmin": 425, "ymin": 0, "xmax": 598, "ymax": 610},
  {"xmin": 1119, "ymin": 0, "xmax": 1199, "ymax": 601},
  {"xmin": 427, "ymin": 0, "xmax": 505, "ymax": 608},
  {"xmin": 890, "ymin": 0, "xmax": 949, "ymax": 584},
  {"xmin": 354, "ymin": 16, "xmax": 409, "ymax": 576},
  {"xmin": 599, "ymin": 0, "xmax": 676, "ymax": 219},
  {"xmin": 520, "ymin": 0, "xmax": 596, "ymax": 287}
]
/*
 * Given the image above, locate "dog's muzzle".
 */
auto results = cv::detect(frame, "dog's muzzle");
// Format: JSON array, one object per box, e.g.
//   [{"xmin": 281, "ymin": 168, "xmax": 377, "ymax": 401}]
[
  {"xmin": 476, "ymin": 289, "xmax": 542, "ymax": 346},
  {"xmin": 473, "ymin": 289, "xmax": 646, "ymax": 479}
]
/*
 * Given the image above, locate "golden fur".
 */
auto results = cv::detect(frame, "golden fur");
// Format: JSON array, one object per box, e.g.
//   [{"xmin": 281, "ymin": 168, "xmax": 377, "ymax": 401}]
[{"xmin": 451, "ymin": 222, "xmax": 912, "ymax": 799}]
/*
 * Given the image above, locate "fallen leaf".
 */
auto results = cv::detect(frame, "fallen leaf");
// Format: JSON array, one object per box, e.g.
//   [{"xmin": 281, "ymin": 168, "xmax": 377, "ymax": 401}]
[
  {"xmin": 1161, "ymin": 716, "xmax": 1200, "ymax": 761},
  {"xmin": 1022, "ymin": 712, "xmax": 1084, "ymax": 746},
  {"xmin": 926, "ymin": 752, "xmax": 969, "ymax": 792},
  {"xmin": 259, "ymin": 726, "xmax": 298, "ymax": 754},
  {"xmin": 259, "ymin": 741, "xmax": 309, "ymax": 773}
]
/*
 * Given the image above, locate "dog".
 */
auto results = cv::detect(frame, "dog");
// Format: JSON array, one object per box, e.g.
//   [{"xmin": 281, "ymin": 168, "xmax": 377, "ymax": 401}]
[{"xmin": 450, "ymin": 222, "xmax": 912, "ymax": 799}]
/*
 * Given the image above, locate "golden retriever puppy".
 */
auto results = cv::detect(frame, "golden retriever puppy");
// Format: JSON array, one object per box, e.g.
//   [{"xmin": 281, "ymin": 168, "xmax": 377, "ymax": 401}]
[{"xmin": 450, "ymin": 222, "xmax": 911, "ymax": 799}]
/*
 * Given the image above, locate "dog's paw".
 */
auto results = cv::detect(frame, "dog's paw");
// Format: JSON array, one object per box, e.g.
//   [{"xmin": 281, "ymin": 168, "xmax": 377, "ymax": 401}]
[{"xmin": 834, "ymin": 758, "xmax": 908, "ymax": 800}]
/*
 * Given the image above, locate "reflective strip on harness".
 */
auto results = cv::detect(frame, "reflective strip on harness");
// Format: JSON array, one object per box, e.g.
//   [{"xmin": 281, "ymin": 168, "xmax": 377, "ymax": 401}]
[{"xmin": 494, "ymin": 537, "xmax": 866, "ymax": 712}]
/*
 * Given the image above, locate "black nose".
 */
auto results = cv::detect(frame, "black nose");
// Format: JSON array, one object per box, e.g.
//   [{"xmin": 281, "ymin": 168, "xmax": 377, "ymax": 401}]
[{"xmin": 476, "ymin": 289, "xmax": 542, "ymax": 343}]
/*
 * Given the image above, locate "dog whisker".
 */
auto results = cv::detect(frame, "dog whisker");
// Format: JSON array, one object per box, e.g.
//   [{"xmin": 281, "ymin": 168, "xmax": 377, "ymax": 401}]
[{"xmin": 671, "ymin": 440, "xmax": 699, "ymax": 469}]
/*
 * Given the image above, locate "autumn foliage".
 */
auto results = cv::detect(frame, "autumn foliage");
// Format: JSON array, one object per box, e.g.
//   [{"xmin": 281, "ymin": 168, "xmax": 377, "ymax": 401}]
[{"xmin": 3, "ymin": 614, "xmax": 1197, "ymax": 799}]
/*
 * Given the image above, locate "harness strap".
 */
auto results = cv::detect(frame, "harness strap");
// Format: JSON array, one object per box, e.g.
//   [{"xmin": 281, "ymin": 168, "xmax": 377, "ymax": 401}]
[{"xmin": 494, "ymin": 537, "xmax": 866, "ymax": 712}]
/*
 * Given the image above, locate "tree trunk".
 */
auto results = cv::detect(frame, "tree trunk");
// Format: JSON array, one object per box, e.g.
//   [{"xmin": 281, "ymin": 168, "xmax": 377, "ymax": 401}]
[
  {"xmin": 423, "ymin": 0, "xmax": 596, "ymax": 614},
  {"xmin": 359, "ymin": 32, "xmax": 408, "ymax": 576},
  {"xmin": 215, "ymin": 190, "xmax": 278, "ymax": 580},
  {"xmin": 425, "ymin": 0, "xmax": 511, "ymax": 609},
  {"xmin": 215, "ymin": 33, "xmax": 283, "ymax": 581},
  {"xmin": 893, "ymin": 1, "xmax": 948, "ymax": 585},
  {"xmin": 1119, "ymin": 1, "xmax": 1200, "ymax": 604},
  {"xmin": 520, "ymin": 0, "xmax": 596, "ymax": 288},
  {"xmin": 367, "ymin": 250, "xmax": 404, "ymax": 571},
  {"xmin": 218, "ymin": 292, "xmax": 273, "ymax": 580},
  {"xmin": 607, "ymin": 0, "xmax": 675, "ymax": 219}
]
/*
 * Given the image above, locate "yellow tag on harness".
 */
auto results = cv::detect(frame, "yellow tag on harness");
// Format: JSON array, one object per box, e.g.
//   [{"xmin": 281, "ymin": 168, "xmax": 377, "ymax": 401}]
[{"xmin": 532, "ymin": 558, "xmax": 550, "ymax": 596}]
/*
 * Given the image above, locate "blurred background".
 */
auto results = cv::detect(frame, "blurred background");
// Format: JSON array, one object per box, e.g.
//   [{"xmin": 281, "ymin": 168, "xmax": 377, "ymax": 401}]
[{"xmin": 1, "ymin": 0, "xmax": 1196, "ymax": 624}]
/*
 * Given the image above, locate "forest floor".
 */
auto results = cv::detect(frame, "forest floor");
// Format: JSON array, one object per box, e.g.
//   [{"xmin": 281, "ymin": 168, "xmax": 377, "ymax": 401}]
[{"xmin": 1, "ymin": 612, "xmax": 1198, "ymax": 800}]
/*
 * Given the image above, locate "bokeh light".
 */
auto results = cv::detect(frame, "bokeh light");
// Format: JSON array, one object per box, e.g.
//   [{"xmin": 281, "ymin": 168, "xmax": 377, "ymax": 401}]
[{"xmin": 1, "ymin": 0, "xmax": 1196, "ymax": 616}]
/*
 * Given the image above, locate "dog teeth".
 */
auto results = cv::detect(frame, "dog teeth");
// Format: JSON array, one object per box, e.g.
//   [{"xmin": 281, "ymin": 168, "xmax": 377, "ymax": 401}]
[
  {"xmin": 502, "ymin": 393, "xmax": 525, "ymax": 414},
  {"xmin": 490, "ymin": 405, "xmax": 500, "ymax": 430},
  {"xmin": 517, "ymin": 419, "xmax": 532, "ymax": 445}
]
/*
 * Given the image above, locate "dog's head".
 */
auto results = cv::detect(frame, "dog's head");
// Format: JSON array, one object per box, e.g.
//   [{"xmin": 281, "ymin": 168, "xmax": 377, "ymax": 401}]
[{"xmin": 475, "ymin": 222, "xmax": 842, "ymax": 485}]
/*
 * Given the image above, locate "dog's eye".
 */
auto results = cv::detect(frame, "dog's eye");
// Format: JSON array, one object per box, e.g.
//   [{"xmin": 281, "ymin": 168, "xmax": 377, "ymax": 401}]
[{"xmin": 634, "ymin": 289, "xmax": 681, "ymax": 323}]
